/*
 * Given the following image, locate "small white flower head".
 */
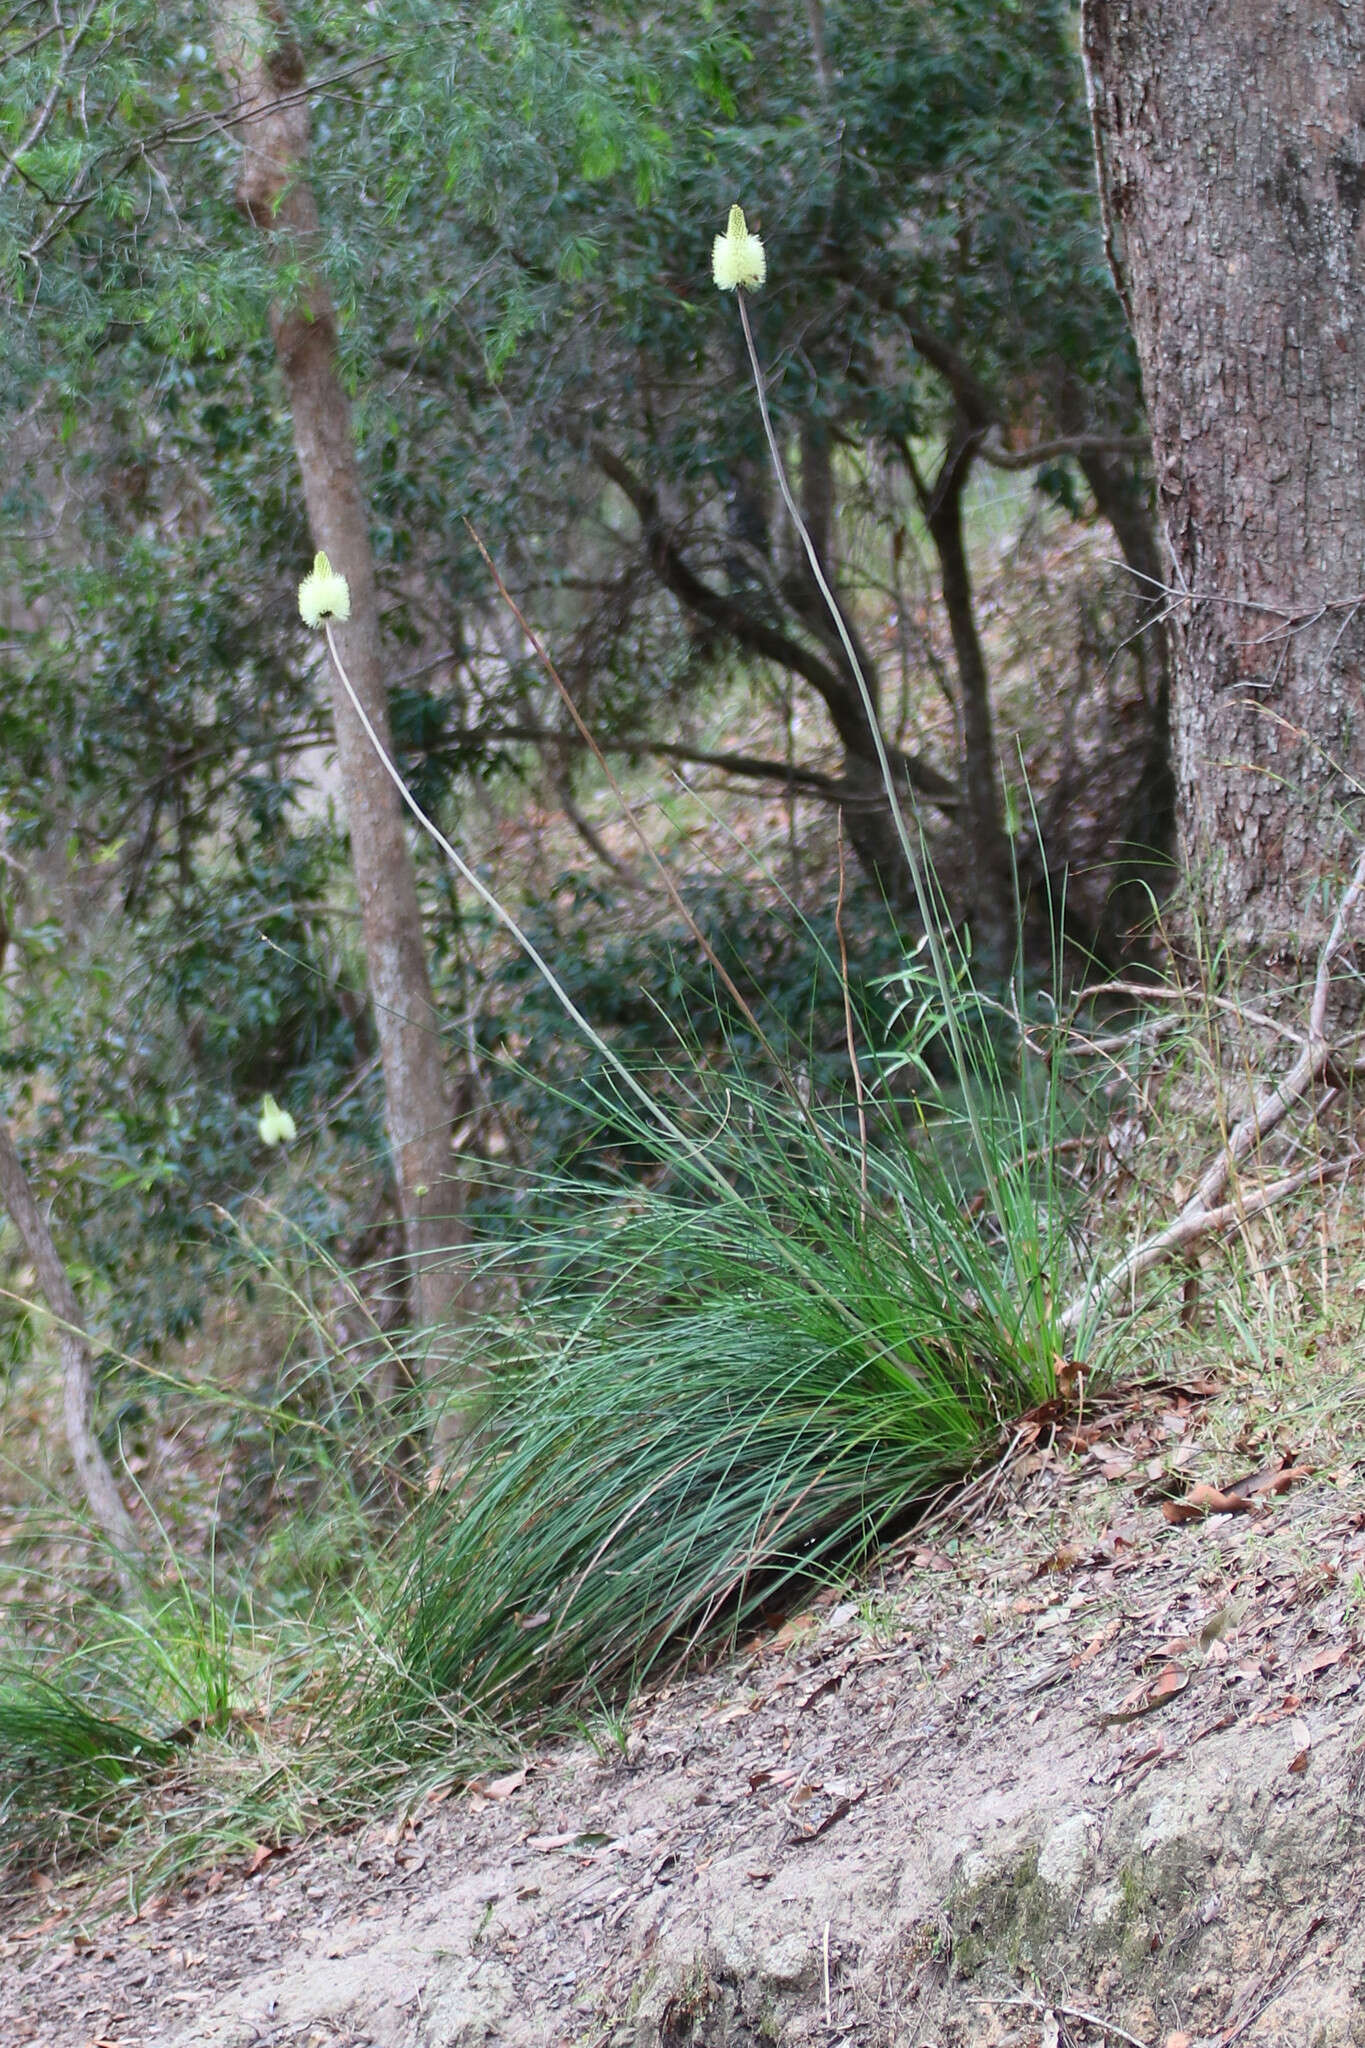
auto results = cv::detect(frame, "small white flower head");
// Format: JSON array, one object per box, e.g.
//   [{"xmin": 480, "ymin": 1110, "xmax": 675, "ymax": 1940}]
[
  {"xmin": 712, "ymin": 204, "xmax": 766, "ymax": 292},
  {"xmin": 257, "ymin": 1094, "xmax": 297, "ymax": 1147},
  {"xmin": 298, "ymin": 551, "xmax": 351, "ymax": 628}
]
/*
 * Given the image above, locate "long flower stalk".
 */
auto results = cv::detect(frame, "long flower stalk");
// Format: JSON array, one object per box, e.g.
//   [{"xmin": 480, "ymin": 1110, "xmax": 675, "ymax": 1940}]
[
  {"xmin": 726, "ymin": 249, "xmax": 1012, "ymax": 1227},
  {"xmin": 319, "ymin": 620, "xmax": 732, "ymax": 1202}
]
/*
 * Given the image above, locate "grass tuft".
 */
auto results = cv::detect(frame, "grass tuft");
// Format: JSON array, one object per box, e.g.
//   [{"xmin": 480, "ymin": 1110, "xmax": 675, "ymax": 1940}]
[
  {"xmin": 368, "ymin": 1076, "xmax": 1070, "ymax": 1741},
  {"xmin": 0, "ymin": 1667, "xmax": 177, "ymax": 1869}
]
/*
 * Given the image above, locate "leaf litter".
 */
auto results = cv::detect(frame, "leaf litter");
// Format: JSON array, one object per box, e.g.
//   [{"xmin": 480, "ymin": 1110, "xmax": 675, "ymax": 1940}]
[{"xmin": 3, "ymin": 1368, "xmax": 1365, "ymax": 2045}]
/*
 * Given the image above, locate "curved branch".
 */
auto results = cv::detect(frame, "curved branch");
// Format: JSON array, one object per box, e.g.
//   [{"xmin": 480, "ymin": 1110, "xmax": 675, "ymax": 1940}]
[
  {"xmin": 979, "ymin": 429, "xmax": 1151, "ymax": 471},
  {"xmin": 591, "ymin": 441, "xmax": 958, "ymax": 807},
  {"xmin": 903, "ymin": 317, "xmax": 1146, "ymax": 470},
  {"xmin": 459, "ymin": 722, "xmax": 959, "ymax": 810}
]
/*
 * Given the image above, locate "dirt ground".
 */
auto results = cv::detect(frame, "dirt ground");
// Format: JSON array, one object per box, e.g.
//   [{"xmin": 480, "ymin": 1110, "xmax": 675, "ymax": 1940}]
[{"xmin": 5, "ymin": 1367, "xmax": 1365, "ymax": 2048}]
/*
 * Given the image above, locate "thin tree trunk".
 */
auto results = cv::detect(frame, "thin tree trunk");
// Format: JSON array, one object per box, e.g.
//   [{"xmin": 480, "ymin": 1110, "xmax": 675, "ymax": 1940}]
[
  {"xmin": 1083, "ymin": 0, "xmax": 1365, "ymax": 955},
  {"xmin": 896, "ymin": 428, "xmax": 1013, "ymax": 969},
  {"xmin": 0, "ymin": 1118, "xmax": 141, "ymax": 1573},
  {"xmin": 923, "ymin": 443, "xmax": 1014, "ymax": 974},
  {"xmin": 795, "ymin": 417, "xmax": 928, "ymax": 917},
  {"xmin": 213, "ymin": 3, "xmax": 468, "ymax": 1348}
]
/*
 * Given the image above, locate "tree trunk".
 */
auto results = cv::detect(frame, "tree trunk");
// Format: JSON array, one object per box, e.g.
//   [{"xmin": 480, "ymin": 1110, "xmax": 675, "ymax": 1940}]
[
  {"xmin": 795, "ymin": 418, "xmax": 931, "ymax": 920},
  {"xmin": 1082, "ymin": 1, "xmax": 1365, "ymax": 954},
  {"xmin": 1077, "ymin": 446, "xmax": 1176, "ymax": 930},
  {"xmin": 923, "ymin": 443, "xmax": 1015, "ymax": 975},
  {"xmin": 213, "ymin": 4, "xmax": 467, "ymax": 1346},
  {"xmin": 0, "ymin": 1118, "xmax": 141, "ymax": 1577}
]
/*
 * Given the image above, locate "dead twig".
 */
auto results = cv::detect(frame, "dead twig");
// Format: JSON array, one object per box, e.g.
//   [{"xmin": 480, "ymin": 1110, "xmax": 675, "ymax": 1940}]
[
  {"xmin": 822, "ymin": 1919, "xmax": 832, "ymax": 2028},
  {"xmin": 1062, "ymin": 843, "xmax": 1365, "ymax": 1335},
  {"xmin": 971, "ymin": 1991, "xmax": 1151, "ymax": 2048}
]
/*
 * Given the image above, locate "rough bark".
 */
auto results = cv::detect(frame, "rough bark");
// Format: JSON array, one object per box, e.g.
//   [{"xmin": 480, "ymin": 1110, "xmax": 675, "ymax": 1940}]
[
  {"xmin": 0, "ymin": 1118, "xmax": 141, "ymax": 1572},
  {"xmin": 213, "ymin": 4, "xmax": 465, "ymax": 1343},
  {"xmin": 1083, "ymin": 1, "xmax": 1365, "ymax": 953}
]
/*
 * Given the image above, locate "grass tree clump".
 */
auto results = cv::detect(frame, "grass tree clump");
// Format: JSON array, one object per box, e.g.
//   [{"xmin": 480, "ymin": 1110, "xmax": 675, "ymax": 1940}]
[
  {"xmin": 336, "ymin": 205, "xmax": 1082, "ymax": 1748},
  {"xmin": 363, "ymin": 1060, "xmax": 1071, "ymax": 1740},
  {"xmin": 0, "ymin": 174, "xmax": 1100, "ymax": 1890}
]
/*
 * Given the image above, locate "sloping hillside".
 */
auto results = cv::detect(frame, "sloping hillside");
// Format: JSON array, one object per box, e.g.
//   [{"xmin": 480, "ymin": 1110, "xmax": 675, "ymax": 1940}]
[{"xmin": 6, "ymin": 1366, "xmax": 1365, "ymax": 2048}]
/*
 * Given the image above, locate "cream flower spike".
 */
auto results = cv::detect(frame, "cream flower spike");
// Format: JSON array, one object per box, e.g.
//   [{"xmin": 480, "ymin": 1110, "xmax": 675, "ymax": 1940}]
[
  {"xmin": 712, "ymin": 204, "xmax": 766, "ymax": 292},
  {"xmin": 298, "ymin": 550, "xmax": 351, "ymax": 628},
  {"xmin": 257, "ymin": 1094, "xmax": 297, "ymax": 1147}
]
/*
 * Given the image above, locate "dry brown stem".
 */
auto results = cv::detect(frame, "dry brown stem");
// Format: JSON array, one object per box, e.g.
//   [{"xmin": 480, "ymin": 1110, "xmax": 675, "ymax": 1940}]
[{"xmin": 1062, "ymin": 843, "xmax": 1365, "ymax": 1336}]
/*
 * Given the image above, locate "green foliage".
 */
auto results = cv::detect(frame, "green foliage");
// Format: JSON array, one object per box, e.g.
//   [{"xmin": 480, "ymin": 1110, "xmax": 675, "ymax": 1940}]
[
  {"xmin": 0, "ymin": 0, "xmax": 1152, "ymax": 1887},
  {"xmin": 463, "ymin": 870, "xmax": 903, "ymax": 1191},
  {"xmin": 0, "ymin": 1662, "xmax": 175, "ymax": 1875},
  {"xmin": 0, "ymin": 1666, "xmax": 176, "ymax": 1871},
  {"xmin": 0, "ymin": 826, "xmax": 377, "ymax": 1361},
  {"xmin": 0, "ymin": 0, "xmax": 1146, "ymax": 1373}
]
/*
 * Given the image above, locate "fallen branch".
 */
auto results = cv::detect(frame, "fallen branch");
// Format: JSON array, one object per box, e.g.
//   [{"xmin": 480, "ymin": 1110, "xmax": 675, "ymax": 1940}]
[
  {"xmin": 1062, "ymin": 843, "xmax": 1365, "ymax": 1336},
  {"xmin": 1155, "ymin": 1146, "xmax": 1364, "ymax": 1245}
]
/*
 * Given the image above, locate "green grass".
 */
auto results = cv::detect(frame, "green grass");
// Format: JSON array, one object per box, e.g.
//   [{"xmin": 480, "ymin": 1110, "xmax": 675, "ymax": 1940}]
[
  {"xmin": 0, "ymin": 834, "xmax": 1096, "ymax": 1890},
  {"xmin": 364, "ymin": 1064, "xmax": 1072, "ymax": 1744},
  {"xmin": 0, "ymin": 1665, "xmax": 178, "ymax": 1868}
]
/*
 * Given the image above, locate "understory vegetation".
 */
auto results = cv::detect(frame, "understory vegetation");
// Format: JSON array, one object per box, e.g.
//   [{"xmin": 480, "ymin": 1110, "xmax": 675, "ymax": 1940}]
[
  {"xmin": 1, "ymin": 0, "xmax": 1361, "ymax": 1916},
  {"xmin": 5, "ymin": 766, "xmax": 1350, "ymax": 1900}
]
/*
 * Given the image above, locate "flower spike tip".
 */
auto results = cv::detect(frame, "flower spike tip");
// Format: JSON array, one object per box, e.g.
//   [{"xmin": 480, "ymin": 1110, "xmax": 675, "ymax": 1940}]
[
  {"xmin": 298, "ymin": 551, "xmax": 351, "ymax": 628},
  {"xmin": 257, "ymin": 1094, "xmax": 297, "ymax": 1147},
  {"xmin": 712, "ymin": 204, "xmax": 766, "ymax": 292}
]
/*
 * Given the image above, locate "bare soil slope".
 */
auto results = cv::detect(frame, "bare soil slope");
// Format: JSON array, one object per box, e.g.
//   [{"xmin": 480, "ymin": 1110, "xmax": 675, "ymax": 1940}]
[{"xmin": 5, "ymin": 1375, "xmax": 1365, "ymax": 2048}]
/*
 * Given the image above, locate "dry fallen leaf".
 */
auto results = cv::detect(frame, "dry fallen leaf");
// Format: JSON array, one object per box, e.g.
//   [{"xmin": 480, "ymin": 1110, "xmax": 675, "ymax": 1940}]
[
  {"xmin": 1055, "ymin": 1356, "xmax": 1086, "ymax": 1400},
  {"xmin": 1227, "ymin": 1453, "xmax": 1311, "ymax": 1499},
  {"xmin": 16, "ymin": 1912, "xmax": 65, "ymax": 1940},
  {"xmin": 1034, "ymin": 1545, "xmax": 1083, "ymax": 1576},
  {"xmin": 784, "ymin": 1785, "xmax": 867, "ymax": 1843},
  {"xmin": 1196, "ymin": 1598, "xmax": 1247, "ymax": 1654},
  {"xmin": 1296, "ymin": 1642, "xmax": 1349, "ymax": 1681},
  {"xmin": 748, "ymin": 1767, "xmax": 799, "ymax": 1792},
  {"xmin": 1162, "ymin": 1482, "xmax": 1257, "ymax": 1524},
  {"xmin": 707, "ymin": 1700, "xmax": 756, "ymax": 1725},
  {"xmin": 475, "ymin": 1766, "xmax": 528, "ymax": 1802},
  {"xmin": 1099, "ymin": 1663, "xmax": 1189, "ymax": 1727},
  {"xmin": 1072, "ymin": 1617, "xmax": 1123, "ymax": 1668},
  {"xmin": 771, "ymin": 1611, "xmax": 818, "ymax": 1649}
]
